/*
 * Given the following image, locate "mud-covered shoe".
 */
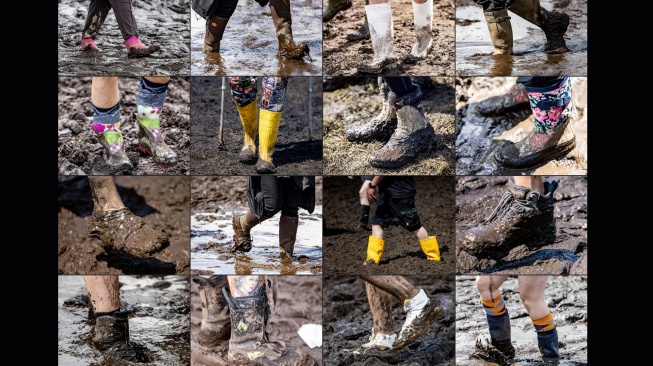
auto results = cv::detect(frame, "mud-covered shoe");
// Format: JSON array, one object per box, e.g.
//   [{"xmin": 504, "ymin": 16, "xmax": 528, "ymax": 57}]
[
  {"xmin": 474, "ymin": 83, "xmax": 530, "ymax": 116},
  {"xmin": 137, "ymin": 105, "xmax": 178, "ymax": 167},
  {"xmin": 255, "ymin": 158, "xmax": 277, "ymax": 174},
  {"xmin": 369, "ymin": 85, "xmax": 437, "ymax": 169},
  {"xmin": 275, "ymin": 22, "xmax": 310, "ymax": 60},
  {"xmin": 393, "ymin": 289, "xmax": 442, "ymax": 350},
  {"xmin": 345, "ymin": 77, "xmax": 397, "ymax": 142},
  {"xmin": 93, "ymin": 310, "xmax": 149, "ymax": 363},
  {"xmin": 347, "ymin": 23, "xmax": 370, "ymax": 41},
  {"xmin": 538, "ymin": 328, "xmax": 560, "ymax": 363},
  {"xmin": 357, "ymin": 56, "xmax": 398, "ymax": 75},
  {"xmin": 124, "ymin": 36, "xmax": 160, "ymax": 58},
  {"xmin": 458, "ymin": 179, "xmax": 558, "ymax": 259},
  {"xmin": 238, "ymin": 146, "xmax": 258, "ymax": 164},
  {"xmin": 89, "ymin": 208, "xmax": 168, "ymax": 257},
  {"xmin": 91, "ymin": 121, "xmax": 133, "ymax": 174},
  {"xmin": 323, "ymin": 0, "xmax": 352, "ymax": 22},
  {"xmin": 231, "ymin": 216, "xmax": 253, "ymax": 253},
  {"xmin": 507, "ymin": 0, "xmax": 569, "ymax": 53},
  {"xmin": 353, "ymin": 330, "xmax": 396, "ymax": 354},
  {"xmin": 80, "ymin": 37, "xmax": 101, "ymax": 51},
  {"xmin": 193, "ymin": 275, "xmax": 231, "ymax": 347}
]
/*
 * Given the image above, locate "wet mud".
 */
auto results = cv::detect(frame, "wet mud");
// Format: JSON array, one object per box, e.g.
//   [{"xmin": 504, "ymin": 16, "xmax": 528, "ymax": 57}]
[
  {"xmin": 58, "ymin": 0, "xmax": 191, "ymax": 76},
  {"xmin": 323, "ymin": 275, "xmax": 456, "ymax": 366},
  {"xmin": 58, "ymin": 275, "xmax": 191, "ymax": 366},
  {"xmin": 323, "ymin": 77, "xmax": 456, "ymax": 175},
  {"xmin": 323, "ymin": 176, "xmax": 455, "ymax": 275},
  {"xmin": 190, "ymin": 275, "xmax": 323, "ymax": 365},
  {"xmin": 455, "ymin": 77, "xmax": 587, "ymax": 176},
  {"xmin": 190, "ymin": 0, "xmax": 322, "ymax": 76},
  {"xmin": 323, "ymin": 0, "xmax": 455, "ymax": 76},
  {"xmin": 455, "ymin": 0, "xmax": 587, "ymax": 76},
  {"xmin": 455, "ymin": 176, "xmax": 588, "ymax": 275},
  {"xmin": 58, "ymin": 176, "xmax": 191, "ymax": 275},
  {"xmin": 58, "ymin": 76, "xmax": 191, "ymax": 176},
  {"xmin": 455, "ymin": 275, "xmax": 588, "ymax": 365},
  {"xmin": 190, "ymin": 176, "xmax": 323, "ymax": 275},
  {"xmin": 190, "ymin": 76, "xmax": 323, "ymax": 176}
]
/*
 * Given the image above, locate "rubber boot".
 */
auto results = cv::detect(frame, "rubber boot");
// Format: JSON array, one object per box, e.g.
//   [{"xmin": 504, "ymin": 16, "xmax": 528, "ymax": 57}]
[
  {"xmin": 237, "ymin": 101, "xmax": 259, "ymax": 164},
  {"xmin": 278, "ymin": 215, "xmax": 298, "ymax": 262},
  {"xmin": 205, "ymin": 16, "xmax": 229, "ymax": 52},
  {"xmin": 193, "ymin": 275, "xmax": 231, "ymax": 347},
  {"xmin": 93, "ymin": 310, "xmax": 149, "ymax": 362},
  {"xmin": 475, "ymin": 82, "xmax": 530, "ymax": 116},
  {"xmin": 508, "ymin": 0, "xmax": 569, "ymax": 53},
  {"xmin": 495, "ymin": 77, "xmax": 575, "ymax": 168},
  {"xmin": 256, "ymin": 109, "xmax": 281, "ymax": 174},
  {"xmin": 137, "ymin": 104, "xmax": 178, "ymax": 168},
  {"xmin": 369, "ymin": 85, "xmax": 437, "ymax": 169},
  {"xmin": 124, "ymin": 36, "xmax": 160, "ymax": 58},
  {"xmin": 457, "ymin": 179, "xmax": 558, "ymax": 259},
  {"xmin": 484, "ymin": 9, "xmax": 513, "ymax": 55},
  {"xmin": 419, "ymin": 236, "xmax": 440, "ymax": 261},
  {"xmin": 222, "ymin": 286, "xmax": 287, "ymax": 363},
  {"xmin": 357, "ymin": 3, "xmax": 397, "ymax": 74},
  {"xmin": 91, "ymin": 121, "xmax": 133, "ymax": 173},
  {"xmin": 232, "ymin": 215, "xmax": 255, "ymax": 252},
  {"xmin": 81, "ymin": 37, "xmax": 101, "ymax": 51},
  {"xmin": 403, "ymin": 0, "xmax": 433, "ymax": 63},
  {"xmin": 487, "ymin": 309, "xmax": 516, "ymax": 359},
  {"xmin": 345, "ymin": 77, "xmax": 398, "ymax": 142},
  {"xmin": 363, "ymin": 235, "xmax": 385, "ymax": 266},
  {"xmin": 347, "ymin": 0, "xmax": 370, "ymax": 41},
  {"xmin": 393, "ymin": 289, "xmax": 442, "ymax": 349},
  {"xmin": 271, "ymin": 0, "xmax": 310, "ymax": 60},
  {"xmin": 537, "ymin": 328, "xmax": 560, "ymax": 362},
  {"xmin": 323, "ymin": 0, "xmax": 352, "ymax": 22}
]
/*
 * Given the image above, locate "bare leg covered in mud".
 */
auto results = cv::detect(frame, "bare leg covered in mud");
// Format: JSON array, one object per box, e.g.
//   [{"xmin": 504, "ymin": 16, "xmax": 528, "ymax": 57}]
[
  {"xmin": 84, "ymin": 275, "xmax": 150, "ymax": 362},
  {"xmin": 88, "ymin": 176, "xmax": 169, "ymax": 257},
  {"xmin": 358, "ymin": 276, "xmax": 442, "ymax": 351},
  {"xmin": 270, "ymin": 0, "xmax": 310, "ymax": 60}
]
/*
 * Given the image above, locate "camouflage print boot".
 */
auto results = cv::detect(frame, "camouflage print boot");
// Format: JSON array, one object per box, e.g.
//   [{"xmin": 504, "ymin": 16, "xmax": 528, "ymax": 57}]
[
  {"xmin": 193, "ymin": 275, "xmax": 231, "ymax": 347},
  {"xmin": 345, "ymin": 77, "xmax": 397, "ymax": 142},
  {"xmin": 92, "ymin": 310, "xmax": 149, "ymax": 362},
  {"xmin": 222, "ymin": 286, "xmax": 286, "ymax": 364},
  {"xmin": 369, "ymin": 85, "xmax": 437, "ymax": 168},
  {"xmin": 457, "ymin": 179, "xmax": 558, "ymax": 259}
]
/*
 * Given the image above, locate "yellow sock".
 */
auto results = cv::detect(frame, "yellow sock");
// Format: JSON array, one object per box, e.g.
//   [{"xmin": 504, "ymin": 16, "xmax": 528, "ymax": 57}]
[
  {"xmin": 366, "ymin": 235, "xmax": 385, "ymax": 264},
  {"xmin": 533, "ymin": 312, "xmax": 555, "ymax": 332},
  {"xmin": 258, "ymin": 109, "xmax": 281, "ymax": 162},
  {"xmin": 419, "ymin": 236, "xmax": 440, "ymax": 261},
  {"xmin": 237, "ymin": 102, "xmax": 258, "ymax": 152}
]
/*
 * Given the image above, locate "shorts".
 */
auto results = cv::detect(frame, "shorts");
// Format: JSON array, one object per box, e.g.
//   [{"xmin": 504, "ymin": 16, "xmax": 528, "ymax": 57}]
[{"xmin": 370, "ymin": 194, "xmax": 422, "ymax": 232}]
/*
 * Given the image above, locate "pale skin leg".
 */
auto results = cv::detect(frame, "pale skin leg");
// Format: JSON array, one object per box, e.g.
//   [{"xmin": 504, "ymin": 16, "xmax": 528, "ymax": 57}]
[
  {"xmin": 513, "ymin": 176, "xmax": 545, "ymax": 193},
  {"xmin": 361, "ymin": 276, "xmax": 420, "ymax": 336},
  {"xmin": 88, "ymin": 176, "xmax": 126, "ymax": 212},
  {"xmin": 92, "ymin": 77, "xmax": 120, "ymax": 108},
  {"xmin": 359, "ymin": 180, "xmax": 371, "ymax": 206},
  {"xmin": 84, "ymin": 275, "xmax": 121, "ymax": 313},
  {"xmin": 476, "ymin": 275, "xmax": 551, "ymax": 322}
]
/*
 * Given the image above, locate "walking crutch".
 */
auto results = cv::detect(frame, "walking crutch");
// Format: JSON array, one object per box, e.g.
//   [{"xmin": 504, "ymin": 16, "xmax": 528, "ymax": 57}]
[
  {"xmin": 307, "ymin": 77, "xmax": 313, "ymax": 151},
  {"xmin": 218, "ymin": 76, "xmax": 226, "ymax": 150}
]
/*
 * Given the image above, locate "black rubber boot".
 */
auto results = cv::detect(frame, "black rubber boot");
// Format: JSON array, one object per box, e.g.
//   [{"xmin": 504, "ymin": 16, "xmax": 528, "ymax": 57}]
[
  {"xmin": 193, "ymin": 275, "xmax": 231, "ymax": 347},
  {"xmin": 487, "ymin": 311, "xmax": 516, "ymax": 359},
  {"xmin": 537, "ymin": 328, "xmax": 560, "ymax": 363},
  {"xmin": 92, "ymin": 310, "xmax": 149, "ymax": 362}
]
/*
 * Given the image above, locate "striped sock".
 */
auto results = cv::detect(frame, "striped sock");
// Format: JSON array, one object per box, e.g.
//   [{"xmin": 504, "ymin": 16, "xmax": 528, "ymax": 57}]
[
  {"xmin": 532, "ymin": 312, "xmax": 555, "ymax": 332},
  {"xmin": 481, "ymin": 294, "xmax": 507, "ymax": 316}
]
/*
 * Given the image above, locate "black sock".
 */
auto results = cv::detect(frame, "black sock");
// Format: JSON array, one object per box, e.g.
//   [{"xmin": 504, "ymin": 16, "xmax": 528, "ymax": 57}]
[
  {"xmin": 360, "ymin": 205, "xmax": 370, "ymax": 226},
  {"xmin": 94, "ymin": 308, "xmax": 120, "ymax": 317}
]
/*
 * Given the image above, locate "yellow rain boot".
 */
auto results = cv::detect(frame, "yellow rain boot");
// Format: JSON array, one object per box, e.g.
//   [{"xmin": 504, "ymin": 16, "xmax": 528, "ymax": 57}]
[
  {"xmin": 420, "ymin": 236, "xmax": 440, "ymax": 261},
  {"xmin": 363, "ymin": 236, "xmax": 385, "ymax": 266},
  {"xmin": 256, "ymin": 109, "xmax": 281, "ymax": 174},
  {"xmin": 237, "ymin": 102, "xmax": 258, "ymax": 164}
]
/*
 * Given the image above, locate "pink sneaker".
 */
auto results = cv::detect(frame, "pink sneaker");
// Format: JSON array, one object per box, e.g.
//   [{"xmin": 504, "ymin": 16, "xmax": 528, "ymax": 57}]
[
  {"xmin": 80, "ymin": 37, "xmax": 101, "ymax": 52},
  {"xmin": 124, "ymin": 36, "xmax": 160, "ymax": 58}
]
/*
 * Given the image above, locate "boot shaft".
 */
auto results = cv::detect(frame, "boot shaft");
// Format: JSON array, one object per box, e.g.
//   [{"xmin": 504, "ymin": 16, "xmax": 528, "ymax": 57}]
[
  {"xmin": 222, "ymin": 286, "xmax": 270, "ymax": 344},
  {"xmin": 193, "ymin": 275, "xmax": 230, "ymax": 319}
]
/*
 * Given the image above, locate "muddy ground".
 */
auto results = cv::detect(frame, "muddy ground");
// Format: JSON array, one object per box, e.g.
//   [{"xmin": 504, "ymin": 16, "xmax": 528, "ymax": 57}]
[
  {"xmin": 58, "ymin": 76, "xmax": 191, "ymax": 176},
  {"xmin": 323, "ymin": 275, "xmax": 455, "ymax": 366},
  {"xmin": 323, "ymin": 77, "xmax": 456, "ymax": 175},
  {"xmin": 323, "ymin": 0, "xmax": 455, "ymax": 76},
  {"xmin": 455, "ymin": 275, "xmax": 588, "ymax": 366},
  {"xmin": 323, "ymin": 176, "xmax": 455, "ymax": 275},
  {"xmin": 190, "ymin": 76, "xmax": 323, "ymax": 175},
  {"xmin": 58, "ymin": 275, "xmax": 191, "ymax": 366},
  {"xmin": 191, "ymin": 275, "xmax": 323, "ymax": 366},
  {"xmin": 190, "ymin": 176, "xmax": 323, "ymax": 275},
  {"xmin": 455, "ymin": 175, "xmax": 588, "ymax": 275},
  {"xmin": 190, "ymin": 0, "xmax": 322, "ymax": 76},
  {"xmin": 58, "ymin": 0, "xmax": 191, "ymax": 76},
  {"xmin": 58, "ymin": 176, "xmax": 191, "ymax": 275},
  {"xmin": 455, "ymin": 77, "xmax": 587, "ymax": 176},
  {"xmin": 455, "ymin": 0, "xmax": 588, "ymax": 76}
]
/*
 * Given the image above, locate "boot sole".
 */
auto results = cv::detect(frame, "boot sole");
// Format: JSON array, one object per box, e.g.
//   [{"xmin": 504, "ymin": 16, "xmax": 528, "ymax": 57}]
[
  {"xmin": 128, "ymin": 46, "xmax": 161, "ymax": 58},
  {"xmin": 494, "ymin": 139, "xmax": 576, "ymax": 170}
]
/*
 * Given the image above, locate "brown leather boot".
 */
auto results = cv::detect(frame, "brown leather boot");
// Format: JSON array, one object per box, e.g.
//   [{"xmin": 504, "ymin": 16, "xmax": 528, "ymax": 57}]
[
  {"xmin": 193, "ymin": 275, "xmax": 231, "ymax": 347},
  {"xmin": 204, "ymin": 16, "xmax": 229, "ymax": 52},
  {"xmin": 271, "ymin": 0, "xmax": 310, "ymax": 60},
  {"xmin": 345, "ymin": 77, "xmax": 397, "ymax": 142},
  {"xmin": 231, "ymin": 215, "xmax": 253, "ymax": 253}
]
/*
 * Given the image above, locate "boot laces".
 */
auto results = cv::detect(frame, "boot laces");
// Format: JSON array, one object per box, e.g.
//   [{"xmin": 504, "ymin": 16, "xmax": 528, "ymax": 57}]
[{"xmin": 484, "ymin": 191, "xmax": 539, "ymax": 224}]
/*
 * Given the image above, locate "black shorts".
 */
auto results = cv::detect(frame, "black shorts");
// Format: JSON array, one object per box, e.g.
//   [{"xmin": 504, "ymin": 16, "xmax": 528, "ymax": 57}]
[{"xmin": 370, "ymin": 194, "xmax": 422, "ymax": 232}]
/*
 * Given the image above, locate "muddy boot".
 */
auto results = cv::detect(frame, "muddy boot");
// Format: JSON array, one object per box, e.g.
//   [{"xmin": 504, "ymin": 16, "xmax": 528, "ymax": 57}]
[
  {"xmin": 237, "ymin": 101, "xmax": 259, "ymax": 164},
  {"xmin": 124, "ymin": 35, "xmax": 160, "ymax": 58},
  {"xmin": 508, "ymin": 0, "xmax": 569, "ymax": 53},
  {"xmin": 353, "ymin": 330, "xmax": 396, "ymax": 354},
  {"xmin": 357, "ymin": 3, "xmax": 397, "ymax": 74},
  {"xmin": 494, "ymin": 77, "xmax": 575, "ymax": 168},
  {"xmin": 278, "ymin": 215, "xmax": 298, "ymax": 262},
  {"xmin": 81, "ymin": 37, "xmax": 101, "ymax": 51},
  {"xmin": 403, "ymin": 0, "xmax": 433, "ymax": 63},
  {"xmin": 419, "ymin": 236, "xmax": 440, "ymax": 261},
  {"xmin": 457, "ymin": 179, "xmax": 558, "ymax": 259},
  {"xmin": 136, "ymin": 81, "xmax": 178, "ymax": 168},
  {"xmin": 355, "ymin": 281, "xmax": 395, "ymax": 354},
  {"xmin": 89, "ymin": 207, "xmax": 169, "ymax": 257},
  {"xmin": 92, "ymin": 310, "xmax": 149, "ymax": 362},
  {"xmin": 222, "ymin": 286, "xmax": 286, "ymax": 364},
  {"xmin": 323, "ymin": 0, "xmax": 352, "ymax": 22},
  {"xmin": 362, "ymin": 235, "xmax": 384, "ymax": 266},
  {"xmin": 393, "ymin": 289, "xmax": 442, "ymax": 350},
  {"xmin": 484, "ymin": 9, "xmax": 513, "ymax": 55},
  {"xmin": 482, "ymin": 295, "xmax": 516, "ymax": 359},
  {"xmin": 369, "ymin": 85, "xmax": 437, "ymax": 169},
  {"xmin": 537, "ymin": 328, "xmax": 560, "ymax": 363},
  {"xmin": 345, "ymin": 77, "xmax": 397, "ymax": 142},
  {"xmin": 475, "ymin": 82, "xmax": 530, "ymax": 116},
  {"xmin": 271, "ymin": 0, "xmax": 310, "ymax": 60},
  {"xmin": 204, "ymin": 15, "xmax": 229, "ymax": 52},
  {"xmin": 232, "ymin": 215, "xmax": 254, "ymax": 253},
  {"xmin": 347, "ymin": 0, "xmax": 371, "ymax": 41},
  {"xmin": 256, "ymin": 109, "xmax": 281, "ymax": 174},
  {"xmin": 193, "ymin": 275, "xmax": 231, "ymax": 347},
  {"xmin": 91, "ymin": 119, "xmax": 133, "ymax": 174}
]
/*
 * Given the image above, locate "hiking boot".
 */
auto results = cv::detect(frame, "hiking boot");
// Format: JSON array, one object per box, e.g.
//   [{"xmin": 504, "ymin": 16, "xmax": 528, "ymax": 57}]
[
  {"xmin": 357, "ymin": 3, "xmax": 397, "ymax": 74},
  {"xmin": 323, "ymin": 0, "xmax": 352, "ymax": 22},
  {"xmin": 393, "ymin": 289, "xmax": 442, "ymax": 349},
  {"xmin": 353, "ymin": 330, "xmax": 396, "ymax": 354},
  {"xmin": 92, "ymin": 310, "xmax": 149, "ymax": 363},
  {"xmin": 537, "ymin": 328, "xmax": 560, "ymax": 363},
  {"xmin": 508, "ymin": 0, "xmax": 569, "ymax": 53},
  {"xmin": 193, "ymin": 275, "xmax": 231, "ymax": 347},
  {"xmin": 91, "ymin": 121, "xmax": 133, "ymax": 174},
  {"xmin": 80, "ymin": 37, "xmax": 101, "ymax": 52},
  {"xmin": 124, "ymin": 36, "xmax": 160, "ymax": 58},
  {"xmin": 137, "ymin": 106, "xmax": 178, "ymax": 167},
  {"xmin": 89, "ymin": 208, "xmax": 168, "ymax": 257},
  {"xmin": 474, "ymin": 83, "xmax": 530, "ymax": 116},
  {"xmin": 345, "ymin": 77, "xmax": 397, "ymax": 142},
  {"xmin": 223, "ymin": 286, "xmax": 286, "ymax": 364},
  {"xmin": 369, "ymin": 85, "xmax": 437, "ymax": 169},
  {"xmin": 231, "ymin": 216, "xmax": 253, "ymax": 253},
  {"xmin": 494, "ymin": 77, "xmax": 574, "ymax": 168},
  {"xmin": 457, "ymin": 179, "xmax": 558, "ymax": 259},
  {"xmin": 402, "ymin": 0, "xmax": 433, "ymax": 63}
]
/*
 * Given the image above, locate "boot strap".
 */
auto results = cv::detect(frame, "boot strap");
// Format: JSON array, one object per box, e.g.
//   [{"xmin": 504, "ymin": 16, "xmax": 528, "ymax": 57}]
[
  {"xmin": 486, "ymin": 14, "xmax": 511, "ymax": 23},
  {"xmin": 535, "ymin": 96, "xmax": 571, "ymax": 110}
]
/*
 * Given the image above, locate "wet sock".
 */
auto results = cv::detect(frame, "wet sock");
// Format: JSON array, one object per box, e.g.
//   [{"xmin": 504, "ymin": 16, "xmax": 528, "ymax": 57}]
[
  {"xmin": 532, "ymin": 312, "xmax": 555, "ymax": 332},
  {"xmin": 481, "ymin": 294, "xmax": 507, "ymax": 316}
]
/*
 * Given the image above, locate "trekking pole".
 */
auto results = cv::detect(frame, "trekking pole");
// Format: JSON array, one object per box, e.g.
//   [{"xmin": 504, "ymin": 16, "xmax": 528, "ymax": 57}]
[
  {"xmin": 307, "ymin": 77, "xmax": 313, "ymax": 151},
  {"xmin": 218, "ymin": 76, "xmax": 226, "ymax": 150}
]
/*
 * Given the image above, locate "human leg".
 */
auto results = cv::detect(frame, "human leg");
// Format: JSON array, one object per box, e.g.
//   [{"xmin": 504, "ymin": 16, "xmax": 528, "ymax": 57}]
[
  {"xmin": 357, "ymin": 0, "xmax": 397, "ymax": 74},
  {"xmin": 232, "ymin": 176, "xmax": 280, "ymax": 252},
  {"xmin": 270, "ymin": 0, "xmax": 310, "ymax": 59},
  {"xmin": 106, "ymin": 0, "xmax": 160, "ymax": 57},
  {"xmin": 203, "ymin": 0, "xmax": 238, "ymax": 52},
  {"xmin": 507, "ymin": 0, "xmax": 569, "ymax": 52},
  {"xmin": 476, "ymin": 275, "xmax": 515, "ymax": 358},
  {"xmin": 403, "ymin": 0, "xmax": 433, "ymax": 63},
  {"xmin": 354, "ymin": 281, "xmax": 396, "ymax": 353},
  {"xmin": 358, "ymin": 177, "xmax": 373, "ymax": 230},
  {"xmin": 136, "ymin": 76, "xmax": 178, "ymax": 167},
  {"xmin": 518, "ymin": 276, "xmax": 559, "ymax": 362},
  {"xmin": 388, "ymin": 195, "xmax": 440, "ymax": 261},
  {"xmin": 256, "ymin": 77, "xmax": 288, "ymax": 174},
  {"xmin": 192, "ymin": 275, "xmax": 231, "ymax": 347},
  {"xmin": 278, "ymin": 177, "xmax": 302, "ymax": 260},
  {"xmin": 229, "ymin": 76, "xmax": 259, "ymax": 164},
  {"xmin": 81, "ymin": 0, "xmax": 111, "ymax": 51}
]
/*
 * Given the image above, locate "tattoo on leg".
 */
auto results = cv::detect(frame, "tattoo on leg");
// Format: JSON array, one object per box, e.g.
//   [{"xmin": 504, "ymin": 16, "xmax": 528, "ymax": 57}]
[{"xmin": 229, "ymin": 276, "xmax": 266, "ymax": 297}]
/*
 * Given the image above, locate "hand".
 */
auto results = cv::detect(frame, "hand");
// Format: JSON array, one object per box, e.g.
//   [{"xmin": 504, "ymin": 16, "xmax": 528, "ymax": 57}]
[
  {"xmin": 348, "ymin": 176, "xmax": 354, "ymax": 179},
  {"xmin": 367, "ymin": 187, "xmax": 378, "ymax": 202}
]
